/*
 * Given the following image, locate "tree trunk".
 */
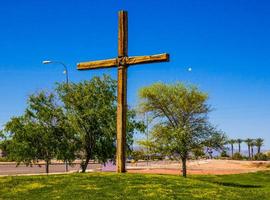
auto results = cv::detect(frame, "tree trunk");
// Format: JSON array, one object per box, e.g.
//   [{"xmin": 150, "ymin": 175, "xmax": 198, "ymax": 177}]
[
  {"xmin": 258, "ymin": 146, "xmax": 261, "ymax": 154},
  {"xmin": 207, "ymin": 148, "xmax": 213, "ymax": 159},
  {"xmin": 65, "ymin": 160, "xmax": 68, "ymax": 172},
  {"xmin": 181, "ymin": 157, "xmax": 187, "ymax": 178},
  {"xmin": 248, "ymin": 145, "xmax": 251, "ymax": 160},
  {"xmin": 238, "ymin": 143, "xmax": 241, "ymax": 153},
  {"xmin": 45, "ymin": 160, "xmax": 49, "ymax": 174},
  {"xmin": 81, "ymin": 156, "xmax": 90, "ymax": 173},
  {"xmin": 231, "ymin": 144, "xmax": 234, "ymax": 157},
  {"xmin": 251, "ymin": 147, "xmax": 254, "ymax": 159}
]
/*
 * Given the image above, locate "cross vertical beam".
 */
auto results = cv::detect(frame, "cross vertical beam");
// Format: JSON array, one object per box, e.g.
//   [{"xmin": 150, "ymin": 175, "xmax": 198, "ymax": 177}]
[{"xmin": 116, "ymin": 11, "xmax": 128, "ymax": 173}]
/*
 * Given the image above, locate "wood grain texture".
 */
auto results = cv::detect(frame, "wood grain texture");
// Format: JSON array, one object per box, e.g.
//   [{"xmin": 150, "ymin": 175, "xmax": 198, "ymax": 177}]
[
  {"xmin": 116, "ymin": 66, "xmax": 127, "ymax": 173},
  {"xmin": 118, "ymin": 10, "xmax": 128, "ymax": 57},
  {"xmin": 127, "ymin": 53, "xmax": 169, "ymax": 65},
  {"xmin": 116, "ymin": 10, "xmax": 128, "ymax": 173},
  {"xmin": 77, "ymin": 58, "xmax": 117, "ymax": 70}
]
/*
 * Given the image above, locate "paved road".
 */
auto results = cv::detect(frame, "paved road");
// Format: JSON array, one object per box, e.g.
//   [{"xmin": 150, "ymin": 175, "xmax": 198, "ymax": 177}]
[{"xmin": 0, "ymin": 162, "xmax": 102, "ymax": 175}]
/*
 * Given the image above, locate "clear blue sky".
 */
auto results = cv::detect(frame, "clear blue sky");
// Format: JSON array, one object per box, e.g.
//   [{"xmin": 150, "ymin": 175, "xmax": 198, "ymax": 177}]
[{"xmin": 0, "ymin": 0, "xmax": 270, "ymax": 149}]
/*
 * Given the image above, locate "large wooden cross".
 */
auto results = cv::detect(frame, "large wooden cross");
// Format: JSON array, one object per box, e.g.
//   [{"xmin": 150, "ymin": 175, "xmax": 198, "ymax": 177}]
[{"xmin": 77, "ymin": 10, "xmax": 169, "ymax": 173}]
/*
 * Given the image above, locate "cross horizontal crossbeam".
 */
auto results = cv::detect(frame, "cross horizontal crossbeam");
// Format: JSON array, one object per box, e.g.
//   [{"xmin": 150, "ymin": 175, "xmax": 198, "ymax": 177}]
[{"xmin": 77, "ymin": 53, "xmax": 169, "ymax": 70}]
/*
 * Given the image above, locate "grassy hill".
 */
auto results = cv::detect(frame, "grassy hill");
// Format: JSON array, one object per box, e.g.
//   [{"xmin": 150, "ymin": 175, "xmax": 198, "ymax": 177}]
[{"xmin": 0, "ymin": 171, "xmax": 269, "ymax": 200}]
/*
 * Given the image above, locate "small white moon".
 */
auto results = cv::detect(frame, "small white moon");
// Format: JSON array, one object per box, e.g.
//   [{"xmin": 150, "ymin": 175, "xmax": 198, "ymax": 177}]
[{"xmin": 188, "ymin": 67, "xmax": 192, "ymax": 72}]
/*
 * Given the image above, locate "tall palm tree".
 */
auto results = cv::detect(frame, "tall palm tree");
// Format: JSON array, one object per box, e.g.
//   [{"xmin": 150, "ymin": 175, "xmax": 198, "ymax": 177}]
[
  {"xmin": 255, "ymin": 138, "xmax": 264, "ymax": 154},
  {"xmin": 250, "ymin": 140, "xmax": 256, "ymax": 159},
  {"xmin": 227, "ymin": 139, "xmax": 236, "ymax": 157},
  {"xmin": 236, "ymin": 139, "xmax": 242, "ymax": 154},
  {"xmin": 245, "ymin": 138, "xmax": 253, "ymax": 160}
]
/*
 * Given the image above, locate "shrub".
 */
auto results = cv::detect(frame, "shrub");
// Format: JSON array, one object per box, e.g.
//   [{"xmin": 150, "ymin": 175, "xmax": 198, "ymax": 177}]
[
  {"xmin": 220, "ymin": 150, "xmax": 229, "ymax": 158},
  {"xmin": 192, "ymin": 148, "xmax": 205, "ymax": 159},
  {"xmin": 254, "ymin": 153, "xmax": 268, "ymax": 161},
  {"xmin": 0, "ymin": 157, "xmax": 13, "ymax": 162},
  {"xmin": 130, "ymin": 150, "xmax": 145, "ymax": 161},
  {"xmin": 232, "ymin": 152, "xmax": 243, "ymax": 160},
  {"xmin": 265, "ymin": 152, "xmax": 270, "ymax": 159}
]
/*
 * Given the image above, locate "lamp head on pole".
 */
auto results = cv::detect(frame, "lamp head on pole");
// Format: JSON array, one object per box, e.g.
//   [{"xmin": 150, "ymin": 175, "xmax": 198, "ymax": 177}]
[{"xmin": 42, "ymin": 60, "xmax": 52, "ymax": 64}]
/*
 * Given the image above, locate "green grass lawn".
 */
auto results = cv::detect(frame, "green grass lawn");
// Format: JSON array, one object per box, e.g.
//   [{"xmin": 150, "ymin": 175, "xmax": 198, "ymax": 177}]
[{"xmin": 0, "ymin": 171, "xmax": 269, "ymax": 200}]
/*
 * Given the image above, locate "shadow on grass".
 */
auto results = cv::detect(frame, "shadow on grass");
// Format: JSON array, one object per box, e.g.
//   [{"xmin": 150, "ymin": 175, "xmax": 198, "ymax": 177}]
[{"xmin": 208, "ymin": 181, "xmax": 262, "ymax": 188}]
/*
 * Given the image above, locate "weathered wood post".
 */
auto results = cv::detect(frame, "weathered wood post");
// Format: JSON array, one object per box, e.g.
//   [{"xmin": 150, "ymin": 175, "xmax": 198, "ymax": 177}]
[{"xmin": 116, "ymin": 11, "xmax": 128, "ymax": 173}]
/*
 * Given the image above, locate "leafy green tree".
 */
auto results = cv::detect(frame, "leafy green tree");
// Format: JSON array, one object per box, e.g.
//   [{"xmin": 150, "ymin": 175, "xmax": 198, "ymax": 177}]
[
  {"xmin": 255, "ymin": 138, "xmax": 264, "ymax": 154},
  {"xmin": 4, "ymin": 116, "xmax": 37, "ymax": 164},
  {"xmin": 0, "ymin": 140, "xmax": 11, "ymax": 158},
  {"xmin": 57, "ymin": 77, "xmax": 116, "ymax": 172},
  {"xmin": 57, "ymin": 75, "xmax": 144, "ymax": 172},
  {"xmin": 191, "ymin": 147, "xmax": 205, "ymax": 159},
  {"xmin": 203, "ymin": 130, "xmax": 227, "ymax": 159},
  {"xmin": 4, "ymin": 92, "xmax": 76, "ymax": 173},
  {"xmin": 138, "ymin": 82, "xmax": 223, "ymax": 177},
  {"xmin": 0, "ymin": 130, "xmax": 4, "ymax": 151},
  {"xmin": 137, "ymin": 138, "xmax": 157, "ymax": 159},
  {"xmin": 130, "ymin": 149, "xmax": 145, "ymax": 162},
  {"xmin": 0, "ymin": 130, "xmax": 4, "ymax": 140},
  {"xmin": 0, "ymin": 131, "xmax": 8, "ymax": 157},
  {"xmin": 126, "ymin": 110, "xmax": 146, "ymax": 155}
]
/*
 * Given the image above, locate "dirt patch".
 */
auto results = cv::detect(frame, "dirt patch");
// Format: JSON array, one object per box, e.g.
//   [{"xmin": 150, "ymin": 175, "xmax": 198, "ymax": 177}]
[{"xmin": 127, "ymin": 160, "xmax": 270, "ymax": 175}]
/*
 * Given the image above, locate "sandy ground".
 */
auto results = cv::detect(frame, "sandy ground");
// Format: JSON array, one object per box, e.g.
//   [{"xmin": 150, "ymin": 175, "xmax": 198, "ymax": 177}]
[
  {"xmin": 127, "ymin": 159, "xmax": 270, "ymax": 175},
  {"xmin": 0, "ymin": 159, "xmax": 269, "ymax": 176}
]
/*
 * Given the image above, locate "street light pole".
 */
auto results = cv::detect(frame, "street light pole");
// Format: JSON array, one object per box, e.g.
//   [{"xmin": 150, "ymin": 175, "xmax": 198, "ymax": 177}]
[
  {"xmin": 42, "ymin": 60, "xmax": 69, "ymax": 172},
  {"xmin": 42, "ymin": 60, "xmax": 69, "ymax": 85},
  {"xmin": 144, "ymin": 113, "xmax": 150, "ymax": 167}
]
